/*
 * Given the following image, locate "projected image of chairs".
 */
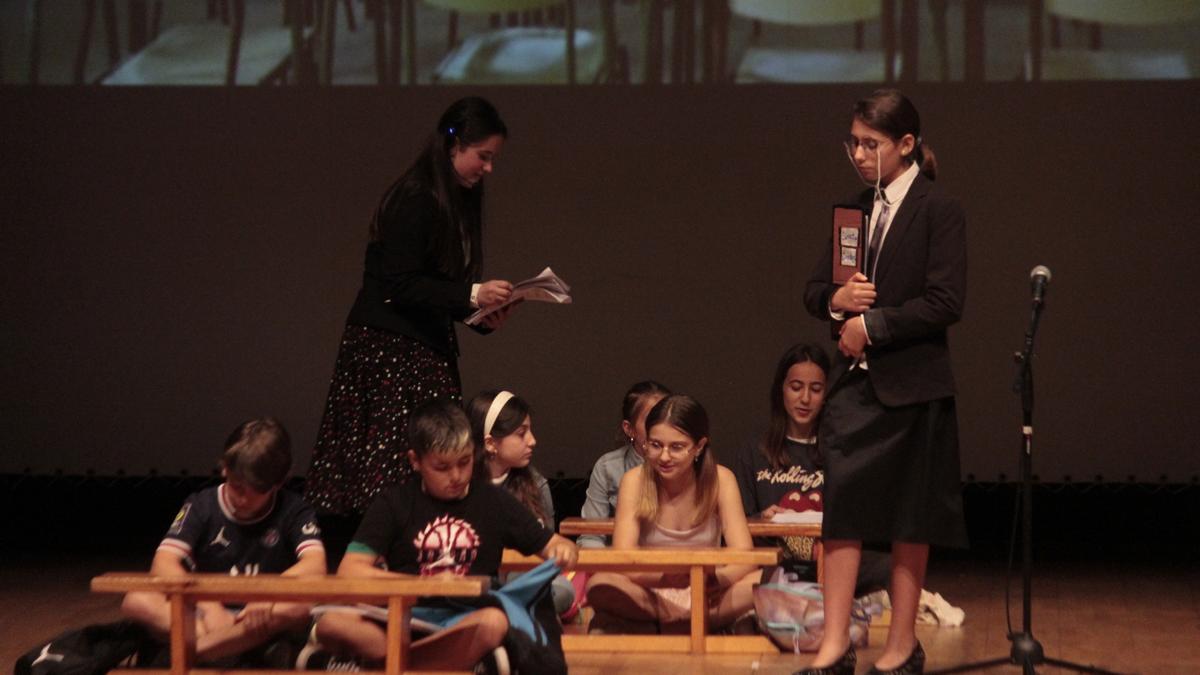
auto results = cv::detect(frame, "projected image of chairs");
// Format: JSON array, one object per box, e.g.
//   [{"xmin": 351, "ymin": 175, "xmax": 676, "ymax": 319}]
[{"xmin": 3, "ymin": 1, "xmax": 1198, "ymax": 85}]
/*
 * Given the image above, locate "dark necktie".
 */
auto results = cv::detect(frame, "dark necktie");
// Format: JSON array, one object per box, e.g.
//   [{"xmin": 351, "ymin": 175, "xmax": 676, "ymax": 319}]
[{"xmin": 866, "ymin": 200, "xmax": 890, "ymax": 281}]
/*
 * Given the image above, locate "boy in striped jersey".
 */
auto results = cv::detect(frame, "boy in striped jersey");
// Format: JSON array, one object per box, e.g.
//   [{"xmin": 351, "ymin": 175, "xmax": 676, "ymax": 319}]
[{"xmin": 121, "ymin": 418, "xmax": 325, "ymax": 662}]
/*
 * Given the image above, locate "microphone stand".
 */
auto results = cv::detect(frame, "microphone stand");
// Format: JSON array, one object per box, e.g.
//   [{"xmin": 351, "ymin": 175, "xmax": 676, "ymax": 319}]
[{"xmin": 928, "ymin": 293, "xmax": 1122, "ymax": 675}]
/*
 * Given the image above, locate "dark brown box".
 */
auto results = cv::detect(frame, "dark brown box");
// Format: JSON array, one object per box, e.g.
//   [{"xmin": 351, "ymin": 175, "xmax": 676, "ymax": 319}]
[{"xmin": 832, "ymin": 204, "xmax": 867, "ymax": 284}]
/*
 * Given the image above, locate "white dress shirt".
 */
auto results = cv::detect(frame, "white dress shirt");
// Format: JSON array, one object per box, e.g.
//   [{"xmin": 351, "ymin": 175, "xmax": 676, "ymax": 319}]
[{"xmin": 832, "ymin": 160, "xmax": 921, "ymax": 367}]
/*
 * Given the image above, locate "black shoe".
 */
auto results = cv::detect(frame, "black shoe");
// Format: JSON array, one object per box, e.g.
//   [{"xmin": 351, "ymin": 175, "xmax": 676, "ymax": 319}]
[
  {"xmin": 258, "ymin": 636, "xmax": 301, "ymax": 669},
  {"xmin": 793, "ymin": 644, "xmax": 857, "ymax": 675},
  {"xmin": 866, "ymin": 641, "xmax": 925, "ymax": 675}
]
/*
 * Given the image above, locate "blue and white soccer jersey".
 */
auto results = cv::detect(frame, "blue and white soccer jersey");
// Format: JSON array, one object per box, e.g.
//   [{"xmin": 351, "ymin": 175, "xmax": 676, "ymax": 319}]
[{"xmin": 158, "ymin": 484, "xmax": 324, "ymax": 575}]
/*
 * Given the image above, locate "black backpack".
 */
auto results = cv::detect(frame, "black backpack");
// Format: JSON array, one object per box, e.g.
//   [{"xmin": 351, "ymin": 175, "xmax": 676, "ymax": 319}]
[{"xmin": 14, "ymin": 621, "xmax": 148, "ymax": 675}]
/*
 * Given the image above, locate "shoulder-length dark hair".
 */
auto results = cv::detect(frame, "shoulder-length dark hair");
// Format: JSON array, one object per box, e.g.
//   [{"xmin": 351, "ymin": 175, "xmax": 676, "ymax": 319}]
[
  {"xmin": 638, "ymin": 394, "xmax": 718, "ymax": 527},
  {"xmin": 760, "ymin": 342, "xmax": 830, "ymax": 471},
  {"xmin": 466, "ymin": 389, "xmax": 548, "ymax": 524},
  {"xmin": 854, "ymin": 88, "xmax": 937, "ymax": 181},
  {"xmin": 370, "ymin": 96, "xmax": 508, "ymax": 281},
  {"xmin": 613, "ymin": 380, "xmax": 672, "ymax": 449}
]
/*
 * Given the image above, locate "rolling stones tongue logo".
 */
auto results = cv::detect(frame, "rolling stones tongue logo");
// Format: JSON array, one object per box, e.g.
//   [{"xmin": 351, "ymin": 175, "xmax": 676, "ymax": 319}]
[
  {"xmin": 413, "ymin": 515, "xmax": 480, "ymax": 576},
  {"xmin": 781, "ymin": 489, "xmax": 823, "ymax": 512}
]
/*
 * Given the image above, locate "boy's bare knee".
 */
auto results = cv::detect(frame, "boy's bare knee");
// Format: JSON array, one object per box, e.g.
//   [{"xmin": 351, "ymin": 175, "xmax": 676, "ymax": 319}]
[
  {"xmin": 314, "ymin": 612, "xmax": 347, "ymax": 642},
  {"xmin": 585, "ymin": 571, "xmax": 618, "ymax": 593},
  {"xmin": 475, "ymin": 607, "xmax": 509, "ymax": 645},
  {"xmin": 121, "ymin": 592, "xmax": 161, "ymax": 622}
]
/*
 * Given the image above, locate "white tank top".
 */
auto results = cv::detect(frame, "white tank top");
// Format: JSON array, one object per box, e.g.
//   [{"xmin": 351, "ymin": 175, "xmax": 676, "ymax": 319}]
[{"xmin": 638, "ymin": 513, "xmax": 721, "ymax": 547}]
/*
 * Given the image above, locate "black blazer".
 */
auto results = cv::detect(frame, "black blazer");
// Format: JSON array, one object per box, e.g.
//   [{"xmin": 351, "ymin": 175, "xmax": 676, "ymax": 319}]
[
  {"xmin": 346, "ymin": 190, "xmax": 485, "ymax": 357},
  {"xmin": 804, "ymin": 173, "xmax": 967, "ymax": 407}
]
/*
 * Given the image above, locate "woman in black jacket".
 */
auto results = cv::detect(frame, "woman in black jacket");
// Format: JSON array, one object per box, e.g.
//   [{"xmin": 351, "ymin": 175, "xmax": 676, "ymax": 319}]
[{"xmin": 306, "ymin": 97, "xmax": 518, "ymax": 566}]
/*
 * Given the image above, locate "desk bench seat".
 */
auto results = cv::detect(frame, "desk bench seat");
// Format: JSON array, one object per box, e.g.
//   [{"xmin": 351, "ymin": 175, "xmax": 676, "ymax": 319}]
[
  {"xmin": 91, "ymin": 573, "xmax": 488, "ymax": 675},
  {"xmin": 558, "ymin": 516, "xmax": 825, "ymax": 582},
  {"xmin": 502, "ymin": 547, "xmax": 780, "ymax": 654}
]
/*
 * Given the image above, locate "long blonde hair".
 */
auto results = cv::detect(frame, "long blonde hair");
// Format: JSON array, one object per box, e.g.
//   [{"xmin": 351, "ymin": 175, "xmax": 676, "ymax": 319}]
[{"xmin": 636, "ymin": 395, "xmax": 719, "ymax": 528}]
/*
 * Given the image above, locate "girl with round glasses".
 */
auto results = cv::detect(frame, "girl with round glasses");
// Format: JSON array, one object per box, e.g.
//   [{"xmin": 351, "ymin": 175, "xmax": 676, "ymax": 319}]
[
  {"xmin": 585, "ymin": 395, "xmax": 759, "ymax": 634},
  {"xmin": 801, "ymin": 89, "xmax": 968, "ymax": 675}
]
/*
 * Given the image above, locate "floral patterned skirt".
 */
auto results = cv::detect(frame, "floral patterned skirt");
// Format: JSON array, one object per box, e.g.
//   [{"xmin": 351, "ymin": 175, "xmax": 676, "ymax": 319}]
[{"xmin": 304, "ymin": 324, "xmax": 461, "ymax": 516}]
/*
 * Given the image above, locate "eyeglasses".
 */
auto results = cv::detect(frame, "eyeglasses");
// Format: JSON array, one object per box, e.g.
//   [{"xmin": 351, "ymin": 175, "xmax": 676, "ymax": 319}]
[
  {"xmin": 843, "ymin": 136, "xmax": 891, "ymax": 154},
  {"xmin": 644, "ymin": 440, "xmax": 694, "ymax": 459}
]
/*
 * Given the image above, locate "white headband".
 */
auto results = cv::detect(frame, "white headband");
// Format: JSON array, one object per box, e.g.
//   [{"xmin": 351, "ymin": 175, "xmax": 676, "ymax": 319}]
[{"xmin": 483, "ymin": 391, "xmax": 516, "ymax": 439}]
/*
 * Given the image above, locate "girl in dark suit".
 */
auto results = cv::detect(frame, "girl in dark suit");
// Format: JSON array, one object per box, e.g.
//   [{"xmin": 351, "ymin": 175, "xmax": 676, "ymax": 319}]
[
  {"xmin": 306, "ymin": 97, "xmax": 519, "ymax": 567},
  {"xmin": 799, "ymin": 90, "xmax": 967, "ymax": 675}
]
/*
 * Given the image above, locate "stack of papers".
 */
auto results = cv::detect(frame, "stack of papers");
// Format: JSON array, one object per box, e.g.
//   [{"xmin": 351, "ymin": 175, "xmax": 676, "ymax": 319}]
[
  {"xmin": 770, "ymin": 510, "xmax": 823, "ymax": 525},
  {"xmin": 465, "ymin": 266, "xmax": 572, "ymax": 325}
]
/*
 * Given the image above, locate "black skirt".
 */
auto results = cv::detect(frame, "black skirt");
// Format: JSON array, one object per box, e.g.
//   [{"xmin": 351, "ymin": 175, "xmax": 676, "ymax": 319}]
[
  {"xmin": 818, "ymin": 368, "xmax": 968, "ymax": 548},
  {"xmin": 305, "ymin": 324, "xmax": 462, "ymax": 517}
]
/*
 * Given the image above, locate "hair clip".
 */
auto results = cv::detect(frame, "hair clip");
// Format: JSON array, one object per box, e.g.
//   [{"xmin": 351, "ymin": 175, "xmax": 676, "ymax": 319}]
[{"xmin": 446, "ymin": 126, "xmax": 457, "ymax": 137}]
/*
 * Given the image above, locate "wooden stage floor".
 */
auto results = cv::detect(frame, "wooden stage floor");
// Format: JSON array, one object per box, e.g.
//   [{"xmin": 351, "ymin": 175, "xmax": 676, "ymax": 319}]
[{"xmin": 3, "ymin": 554, "xmax": 1196, "ymax": 674}]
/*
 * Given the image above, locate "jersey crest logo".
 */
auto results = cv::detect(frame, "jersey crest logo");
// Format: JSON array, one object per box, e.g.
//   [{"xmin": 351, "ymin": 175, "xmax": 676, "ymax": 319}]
[
  {"xmin": 413, "ymin": 515, "xmax": 480, "ymax": 576},
  {"xmin": 262, "ymin": 528, "xmax": 280, "ymax": 547},
  {"xmin": 167, "ymin": 504, "xmax": 191, "ymax": 536}
]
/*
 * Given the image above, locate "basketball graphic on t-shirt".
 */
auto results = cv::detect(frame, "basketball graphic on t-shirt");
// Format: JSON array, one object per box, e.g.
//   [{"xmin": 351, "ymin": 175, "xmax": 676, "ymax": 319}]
[{"xmin": 413, "ymin": 514, "xmax": 480, "ymax": 576}]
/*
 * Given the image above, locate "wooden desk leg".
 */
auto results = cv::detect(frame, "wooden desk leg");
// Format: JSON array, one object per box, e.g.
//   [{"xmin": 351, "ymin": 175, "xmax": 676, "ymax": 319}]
[
  {"xmin": 385, "ymin": 596, "xmax": 411, "ymax": 675},
  {"xmin": 930, "ymin": 0, "xmax": 949, "ymax": 81},
  {"xmin": 168, "ymin": 594, "xmax": 195, "ymax": 675},
  {"xmin": 882, "ymin": 0, "xmax": 896, "ymax": 82},
  {"xmin": 689, "ymin": 566, "xmax": 706, "ymax": 654},
  {"xmin": 387, "ymin": 0, "xmax": 403, "ymax": 85},
  {"xmin": 816, "ymin": 541, "xmax": 825, "ymax": 585},
  {"xmin": 964, "ymin": 0, "xmax": 985, "ymax": 82},
  {"xmin": 319, "ymin": 0, "xmax": 337, "ymax": 85},
  {"xmin": 129, "ymin": 0, "xmax": 149, "ymax": 53},
  {"xmin": 640, "ymin": 0, "xmax": 664, "ymax": 84},
  {"xmin": 670, "ymin": 0, "xmax": 693, "ymax": 83},
  {"xmin": 403, "ymin": 0, "xmax": 416, "ymax": 85},
  {"xmin": 75, "ymin": 0, "xmax": 98, "ymax": 84},
  {"xmin": 899, "ymin": 0, "xmax": 918, "ymax": 82},
  {"xmin": 369, "ymin": 0, "xmax": 386, "ymax": 84},
  {"xmin": 565, "ymin": 0, "xmax": 577, "ymax": 85},
  {"xmin": 1028, "ymin": 0, "xmax": 1043, "ymax": 82}
]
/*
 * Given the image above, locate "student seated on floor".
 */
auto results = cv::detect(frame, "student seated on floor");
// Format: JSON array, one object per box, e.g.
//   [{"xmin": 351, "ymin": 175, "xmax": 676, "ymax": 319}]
[
  {"xmin": 578, "ymin": 380, "xmax": 672, "ymax": 549},
  {"xmin": 467, "ymin": 389, "xmax": 577, "ymax": 616},
  {"xmin": 732, "ymin": 342, "xmax": 891, "ymax": 595},
  {"xmin": 585, "ymin": 394, "xmax": 761, "ymax": 634},
  {"xmin": 121, "ymin": 418, "xmax": 326, "ymax": 663},
  {"xmin": 310, "ymin": 400, "xmax": 578, "ymax": 672}
]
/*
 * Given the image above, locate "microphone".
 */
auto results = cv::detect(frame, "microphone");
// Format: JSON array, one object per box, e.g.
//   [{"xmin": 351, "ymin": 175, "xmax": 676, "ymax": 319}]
[{"xmin": 1030, "ymin": 265, "xmax": 1051, "ymax": 307}]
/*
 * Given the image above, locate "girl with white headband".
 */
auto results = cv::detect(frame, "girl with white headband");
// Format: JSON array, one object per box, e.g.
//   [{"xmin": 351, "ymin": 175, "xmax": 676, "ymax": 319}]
[
  {"xmin": 468, "ymin": 390, "xmax": 553, "ymax": 525},
  {"xmin": 468, "ymin": 390, "xmax": 576, "ymax": 617}
]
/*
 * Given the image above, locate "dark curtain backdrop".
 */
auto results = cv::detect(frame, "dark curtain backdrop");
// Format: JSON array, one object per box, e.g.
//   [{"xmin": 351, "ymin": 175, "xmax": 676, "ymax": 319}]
[{"xmin": 2, "ymin": 83, "xmax": 1197, "ymax": 482}]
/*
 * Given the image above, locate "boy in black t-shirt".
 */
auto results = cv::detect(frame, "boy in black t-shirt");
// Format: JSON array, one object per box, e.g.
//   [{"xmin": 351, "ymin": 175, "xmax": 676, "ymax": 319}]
[
  {"xmin": 121, "ymin": 418, "xmax": 326, "ymax": 662},
  {"xmin": 313, "ymin": 400, "xmax": 578, "ymax": 672}
]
